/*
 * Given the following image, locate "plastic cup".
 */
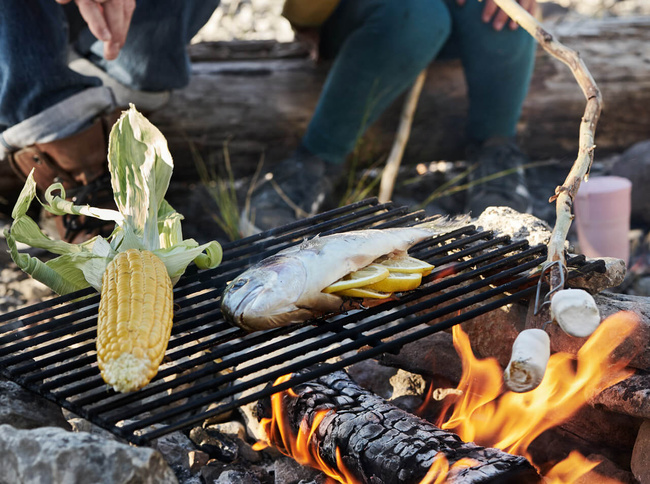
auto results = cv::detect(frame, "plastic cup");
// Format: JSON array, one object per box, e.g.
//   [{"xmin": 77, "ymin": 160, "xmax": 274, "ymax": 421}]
[{"xmin": 574, "ymin": 176, "xmax": 632, "ymax": 265}]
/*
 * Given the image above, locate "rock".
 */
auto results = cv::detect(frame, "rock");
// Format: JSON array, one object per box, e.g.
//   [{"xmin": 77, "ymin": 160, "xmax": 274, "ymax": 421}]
[
  {"xmin": 346, "ymin": 358, "xmax": 397, "ymax": 399},
  {"xmin": 631, "ymin": 419, "xmax": 650, "ymax": 484},
  {"xmin": 274, "ymin": 456, "xmax": 323, "ymax": 484},
  {"xmin": 189, "ymin": 426, "xmax": 238, "ymax": 462},
  {"xmin": 377, "ymin": 329, "xmax": 462, "ymax": 383},
  {"xmin": 205, "ymin": 420, "xmax": 247, "ymax": 441},
  {"xmin": 577, "ymin": 454, "xmax": 638, "ymax": 484},
  {"xmin": 0, "ymin": 424, "xmax": 177, "ymax": 484},
  {"xmin": 461, "ymin": 301, "xmax": 528, "ymax": 368},
  {"xmin": 188, "ymin": 450, "xmax": 210, "ymax": 474},
  {"xmin": 567, "ymin": 257, "xmax": 627, "ymax": 293},
  {"xmin": 591, "ymin": 372, "xmax": 650, "ymax": 420},
  {"xmin": 151, "ymin": 430, "xmax": 197, "ymax": 473},
  {"xmin": 474, "ymin": 207, "xmax": 555, "ymax": 248},
  {"xmin": 388, "ymin": 369, "xmax": 427, "ymax": 399},
  {"xmin": 0, "ymin": 378, "xmax": 71, "ymax": 431},
  {"xmin": 611, "ymin": 140, "xmax": 650, "ymax": 225},
  {"xmin": 65, "ymin": 416, "xmax": 117, "ymax": 440}
]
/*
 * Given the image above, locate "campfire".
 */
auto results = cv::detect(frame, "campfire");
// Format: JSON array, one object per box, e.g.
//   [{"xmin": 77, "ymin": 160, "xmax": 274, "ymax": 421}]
[{"xmin": 253, "ymin": 311, "xmax": 640, "ymax": 483}]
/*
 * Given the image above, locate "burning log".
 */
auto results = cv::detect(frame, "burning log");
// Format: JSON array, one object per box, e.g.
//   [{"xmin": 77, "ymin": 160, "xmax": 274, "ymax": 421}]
[{"xmin": 256, "ymin": 370, "xmax": 541, "ymax": 484}]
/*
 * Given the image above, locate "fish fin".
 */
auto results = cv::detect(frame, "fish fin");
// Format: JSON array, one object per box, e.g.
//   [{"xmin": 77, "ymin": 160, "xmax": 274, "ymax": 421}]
[{"xmin": 414, "ymin": 214, "xmax": 472, "ymax": 233}]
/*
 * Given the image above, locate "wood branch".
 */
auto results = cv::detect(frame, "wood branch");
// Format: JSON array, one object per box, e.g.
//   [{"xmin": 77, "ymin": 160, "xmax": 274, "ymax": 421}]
[
  {"xmin": 491, "ymin": 0, "xmax": 602, "ymax": 291},
  {"xmin": 257, "ymin": 369, "xmax": 541, "ymax": 484},
  {"xmin": 378, "ymin": 70, "xmax": 427, "ymax": 203}
]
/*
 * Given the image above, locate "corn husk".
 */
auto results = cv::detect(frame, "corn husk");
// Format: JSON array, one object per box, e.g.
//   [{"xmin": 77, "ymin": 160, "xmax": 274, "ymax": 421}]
[{"xmin": 4, "ymin": 105, "xmax": 222, "ymax": 294}]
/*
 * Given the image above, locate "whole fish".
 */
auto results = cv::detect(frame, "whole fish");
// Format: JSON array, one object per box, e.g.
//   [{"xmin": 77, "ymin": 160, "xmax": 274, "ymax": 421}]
[{"xmin": 221, "ymin": 218, "xmax": 469, "ymax": 331}]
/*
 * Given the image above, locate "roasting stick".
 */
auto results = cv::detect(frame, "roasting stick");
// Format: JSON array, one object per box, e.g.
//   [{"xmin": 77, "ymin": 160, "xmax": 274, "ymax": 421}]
[
  {"xmin": 378, "ymin": 69, "xmax": 427, "ymax": 203},
  {"xmin": 493, "ymin": 0, "xmax": 601, "ymax": 390},
  {"xmin": 491, "ymin": 0, "xmax": 603, "ymax": 295}
]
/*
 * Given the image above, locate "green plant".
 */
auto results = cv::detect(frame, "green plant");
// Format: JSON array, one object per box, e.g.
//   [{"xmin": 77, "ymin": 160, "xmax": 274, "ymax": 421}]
[{"xmin": 191, "ymin": 138, "xmax": 242, "ymax": 242}]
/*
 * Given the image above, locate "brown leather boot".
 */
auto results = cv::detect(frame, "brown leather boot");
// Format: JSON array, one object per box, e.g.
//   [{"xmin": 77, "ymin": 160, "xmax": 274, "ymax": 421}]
[{"xmin": 8, "ymin": 109, "xmax": 121, "ymax": 243}]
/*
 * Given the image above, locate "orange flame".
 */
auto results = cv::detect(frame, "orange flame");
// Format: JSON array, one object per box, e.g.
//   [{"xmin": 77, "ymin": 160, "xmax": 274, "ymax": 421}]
[
  {"xmin": 255, "ymin": 375, "xmax": 357, "ymax": 483},
  {"xmin": 437, "ymin": 311, "xmax": 639, "ymax": 481},
  {"xmin": 256, "ymin": 311, "xmax": 639, "ymax": 484}
]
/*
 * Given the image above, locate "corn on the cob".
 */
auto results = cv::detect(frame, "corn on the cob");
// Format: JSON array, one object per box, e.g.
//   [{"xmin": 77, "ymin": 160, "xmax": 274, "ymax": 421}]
[{"xmin": 97, "ymin": 249, "xmax": 173, "ymax": 393}]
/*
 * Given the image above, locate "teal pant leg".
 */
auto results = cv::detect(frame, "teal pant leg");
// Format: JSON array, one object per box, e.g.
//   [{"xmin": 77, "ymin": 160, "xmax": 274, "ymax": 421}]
[
  {"xmin": 302, "ymin": 0, "xmax": 453, "ymax": 164},
  {"xmin": 441, "ymin": 0, "xmax": 536, "ymax": 142}
]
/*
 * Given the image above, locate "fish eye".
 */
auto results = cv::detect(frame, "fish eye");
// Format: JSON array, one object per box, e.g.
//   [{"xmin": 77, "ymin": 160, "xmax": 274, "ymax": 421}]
[{"xmin": 229, "ymin": 279, "xmax": 248, "ymax": 291}]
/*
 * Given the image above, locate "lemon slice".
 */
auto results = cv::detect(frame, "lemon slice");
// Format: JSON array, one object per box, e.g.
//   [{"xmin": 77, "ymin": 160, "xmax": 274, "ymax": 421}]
[
  {"xmin": 365, "ymin": 271, "xmax": 422, "ymax": 293},
  {"xmin": 378, "ymin": 256, "xmax": 434, "ymax": 276},
  {"xmin": 322, "ymin": 264, "xmax": 390, "ymax": 294},
  {"xmin": 334, "ymin": 287, "xmax": 393, "ymax": 299}
]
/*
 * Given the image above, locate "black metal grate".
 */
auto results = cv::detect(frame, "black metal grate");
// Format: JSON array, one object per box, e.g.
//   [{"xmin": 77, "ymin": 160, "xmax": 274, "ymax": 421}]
[{"xmin": 0, "ymin": 199, "xmax": 603, "ymax": 445}]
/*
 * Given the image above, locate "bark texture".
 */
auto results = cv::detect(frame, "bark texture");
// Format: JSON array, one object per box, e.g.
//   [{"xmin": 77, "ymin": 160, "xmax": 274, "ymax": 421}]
[{"xmin": 258, "ymin": 370, "xmax": 540, "ymax": 484}]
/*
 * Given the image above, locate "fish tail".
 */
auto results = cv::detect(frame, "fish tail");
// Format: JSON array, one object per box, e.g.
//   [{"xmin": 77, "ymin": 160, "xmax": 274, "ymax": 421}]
[{"xmin": 414, "ymin": 214, "xmax": 472, "ymax": 233}]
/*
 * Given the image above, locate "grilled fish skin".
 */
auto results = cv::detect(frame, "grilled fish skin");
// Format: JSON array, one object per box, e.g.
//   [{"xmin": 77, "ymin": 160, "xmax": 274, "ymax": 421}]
[{"xmin": 221, "ymin": 218, "xmax": 469, "ymax": 332}]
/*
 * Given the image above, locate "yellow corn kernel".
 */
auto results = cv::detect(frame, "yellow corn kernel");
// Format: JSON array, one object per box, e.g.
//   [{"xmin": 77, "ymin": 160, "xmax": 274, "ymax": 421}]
[{"xmin": 96, "ymin": 249, "xmax": 173, "ymax": 393}]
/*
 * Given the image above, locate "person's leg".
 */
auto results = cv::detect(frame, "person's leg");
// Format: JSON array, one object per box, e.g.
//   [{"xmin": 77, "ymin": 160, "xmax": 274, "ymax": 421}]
[
  {"xmin": 303, "ymin": 0, "xmax": 453, "ymax": 165},
  {"xmin": 74, "ymin": 0, "xmax": 221, "ymax": 92},
  {"xmin": 243, "ymin": 0, "xmax": 453, "ymax": 235},
  {"xmin": 443, "ymin": 0, "xmax": 535, "ymax": 142},
  {"xmin": 443, "ymin": 0, "xmax": 536, "ymax": 214},
  {"xmin": 0, "ymin": 0, "xmax": 110, "ymax": 153}
]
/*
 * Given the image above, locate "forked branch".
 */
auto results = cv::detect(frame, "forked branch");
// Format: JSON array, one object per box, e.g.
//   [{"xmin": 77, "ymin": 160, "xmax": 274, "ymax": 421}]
[{"xmin": 493, "ymin": 0, "xmax": 603, "ymax": 292}]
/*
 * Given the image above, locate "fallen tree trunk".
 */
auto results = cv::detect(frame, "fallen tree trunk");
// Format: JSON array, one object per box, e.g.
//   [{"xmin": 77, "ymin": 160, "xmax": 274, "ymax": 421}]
[
  {"xmin": 150, "ymin": 16, "xmax": 650, "ymax": 181},
  {"xmin": 257, "ymin": 369, "xmax": 540, "ymax": 483}
]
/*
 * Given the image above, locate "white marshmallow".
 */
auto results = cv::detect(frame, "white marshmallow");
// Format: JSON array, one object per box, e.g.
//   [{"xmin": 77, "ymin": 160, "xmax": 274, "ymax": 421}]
[{"xmin": 504, "ymin": 329, "xmax": 551, "ymax": 393}]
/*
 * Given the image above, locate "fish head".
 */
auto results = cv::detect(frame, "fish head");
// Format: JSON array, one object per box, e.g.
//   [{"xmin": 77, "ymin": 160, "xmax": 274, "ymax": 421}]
[{"xmin": 221, "ymin": 255, "xmax": 313, "ymax": 331}]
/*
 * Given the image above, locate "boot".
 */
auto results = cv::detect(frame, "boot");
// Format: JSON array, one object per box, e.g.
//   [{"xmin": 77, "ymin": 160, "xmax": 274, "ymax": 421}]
[{"xmin": 7, "ymin": 109, "xmax": 121, "ymax": 243}]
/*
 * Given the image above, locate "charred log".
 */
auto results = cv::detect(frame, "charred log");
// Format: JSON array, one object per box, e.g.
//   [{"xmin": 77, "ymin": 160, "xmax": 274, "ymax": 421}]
[{"xmin": 257, "ymin": 369, "xmax": 540, "ymax": 484}]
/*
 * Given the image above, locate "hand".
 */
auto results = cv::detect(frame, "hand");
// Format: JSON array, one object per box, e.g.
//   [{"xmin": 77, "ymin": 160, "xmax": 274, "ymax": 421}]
[
  {"xmin": 56, "ymin": 0, "xmax": 136, "ymax": 60},
  {"xmin": 457, "ymin": 0, "xmax": 538, "ymax": 31}
]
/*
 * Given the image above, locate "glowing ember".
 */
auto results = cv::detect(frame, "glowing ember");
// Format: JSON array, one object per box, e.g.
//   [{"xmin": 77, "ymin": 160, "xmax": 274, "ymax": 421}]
[{"xmin": 255, "ymin": 311, "xmax": 639, "ymax": 483}]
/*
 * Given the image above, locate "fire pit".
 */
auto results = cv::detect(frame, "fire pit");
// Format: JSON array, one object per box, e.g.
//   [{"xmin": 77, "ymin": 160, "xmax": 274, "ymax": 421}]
[{"xmin": 0, "ymin": 199, "xmax": 610, "ymax": 481}]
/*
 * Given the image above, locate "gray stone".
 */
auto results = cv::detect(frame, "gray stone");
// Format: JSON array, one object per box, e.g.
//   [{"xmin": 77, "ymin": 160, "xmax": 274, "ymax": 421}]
[
  {"xmin": 631, "ymin": 419, "xmax": 650, "ymax": 484},
  {"xmin": 205, "ymin": 420, "xmax": 247, "ymax": 441},
  {"xmin": 611, "ymin": 140, "xmax": 650, "ymax": 225},
  {"xmin": 474, "ymin": 206, "xmax": 555, "ymax": 248},
  {"xmin": 591, "ymin": 372, "xmax": 650, "ymax": 419},
  {"xmin": 0, "ymin": 378, "xmax": 70, "ymax": 431},
  {"xmin": 151, "ymin": 430, "xmax": 196, "ymax": 470},
  {"xmin": 274, "ymin": 456, "xmax": 323, "ymax": 484},
  {"xmin": 378, "ymin": 329, "xmax": 462, "ymax": 383},
  {"xmin": 0, "ymin": 424, "xmax": 177, "ymax": 484},
  {"xmin": 346, "ymin": 358, "xmax": 397, "ymax": 399},
  {"xmin": 567, "ymin": 256, "xmax": 627, "ymax": 293}
]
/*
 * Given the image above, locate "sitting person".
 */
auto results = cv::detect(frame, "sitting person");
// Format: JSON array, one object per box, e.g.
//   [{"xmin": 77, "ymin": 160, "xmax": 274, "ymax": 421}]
[
  {"xmin": 0, "ymin": 0, "xmax": 537, "ymax": 241},
  {"xmin": 0, "ymin": 0, "xmax": 220, "ymax": 241},
  {"xmin": 244, "ymin": 0, "xmax": 538, "ymax": 234}
]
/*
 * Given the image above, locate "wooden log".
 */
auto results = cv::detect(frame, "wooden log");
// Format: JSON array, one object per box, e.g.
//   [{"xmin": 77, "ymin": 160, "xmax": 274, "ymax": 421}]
[
  {"xmin": 257, "ymin": 369, "xmax": 541, "ymax": 483},
  {"xmin": 150, "ymin": 16, "xmax": 650, "ymax": 181}
]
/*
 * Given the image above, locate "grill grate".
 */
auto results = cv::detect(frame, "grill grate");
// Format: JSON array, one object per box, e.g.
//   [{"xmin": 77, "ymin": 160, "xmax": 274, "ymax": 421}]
[{"xmin": 0, "ymin": 199, "xmax": 604, "ymax": 445}]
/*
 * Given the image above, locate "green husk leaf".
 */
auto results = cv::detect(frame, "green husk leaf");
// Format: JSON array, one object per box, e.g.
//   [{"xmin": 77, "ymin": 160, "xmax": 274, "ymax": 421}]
[
  {"xmin": 6, "ymin": 105, "xmax": 222, "ymax": 296},
  {"xmin": 5, "ymin": 228, "xmax": 94, "ymax": 295}
]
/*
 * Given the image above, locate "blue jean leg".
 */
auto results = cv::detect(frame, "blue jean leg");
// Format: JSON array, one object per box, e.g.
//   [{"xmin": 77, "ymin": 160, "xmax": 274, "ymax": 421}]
[
  {"xmin": 302, "ymin": 0, "xmax": 452, "ymax": 164},
  {"xmin": 75, "ymin": 0, "xmax": 221, "ymax": 91},
  {"xmin": 442, "ymin": 0, "xmax": 536, "ymax": 142},
  {"xmin": 0, "ymin": 0, "xmax": 101, "ymax": 129}
]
